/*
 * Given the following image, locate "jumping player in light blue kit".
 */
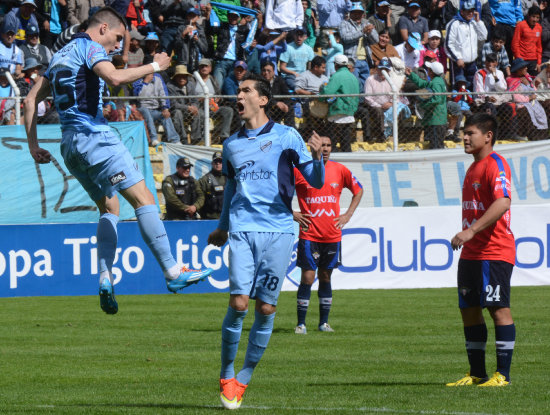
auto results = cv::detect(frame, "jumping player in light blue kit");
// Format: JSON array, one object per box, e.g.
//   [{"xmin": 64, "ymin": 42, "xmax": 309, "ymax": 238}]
[
  {"xmin": 208, "ymin": 73, "xmax": 325, "ymax": 410},
  {"xmin": 23, "ymin": 7, "xmax": 212, "ymax": 315}
]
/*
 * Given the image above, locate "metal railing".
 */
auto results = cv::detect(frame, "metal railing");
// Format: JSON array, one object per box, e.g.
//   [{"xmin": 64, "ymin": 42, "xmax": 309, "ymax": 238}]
[{"xmin": 5, "ymin": 88, "xmax": 550, "ymax": 151}]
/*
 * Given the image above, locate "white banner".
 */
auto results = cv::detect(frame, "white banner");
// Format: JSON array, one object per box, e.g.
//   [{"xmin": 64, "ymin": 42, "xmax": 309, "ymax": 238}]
[
  {"xmin": 163, "ymin": 141, "xmax": 550, "ymax": 208},
  {"xmin": 282, "ymin": 205, "xmax": 550, "ymax": 290}
]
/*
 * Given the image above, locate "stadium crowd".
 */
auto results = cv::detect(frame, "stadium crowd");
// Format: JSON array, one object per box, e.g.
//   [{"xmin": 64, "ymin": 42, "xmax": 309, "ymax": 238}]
[{"xmin": 2, "ymin": 0, "xmax": 550, "ymax": 149}]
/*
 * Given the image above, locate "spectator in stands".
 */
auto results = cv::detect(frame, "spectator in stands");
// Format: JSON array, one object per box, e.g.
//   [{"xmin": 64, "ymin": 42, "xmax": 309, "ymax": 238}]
[
  {"xmin": 223, "ymin": 60, "xmax": 248, "ymax": 96},
  {"xmin": 162, "ymin": 157, "xmax": 200, "ymax": 220},
  {"xmin": 397, "ymin": 1, "xmax": 429, "ymax": 44},
  {"xmin": 16, "ymin": 56, "xmax": 42, "ymax": 96},
  {"xmin": 473, "ymin": 52, "xmax": 509, "ymax": 115},
  {"xmin": 173, "ymin": 7, "xmax": 208, "ymax": 73},
  {"xmin": 67, "ymin": 0, "xmax": 104, "ymax": 25},
  {"xmin": 143, "ymin": 32, "xmax": 161, "ymax": 61},
  {"xmin": 301, "ymin": 0, "xmax": 319, "ymax": 48},
  {"xmin": 368, "ymin": 1, "xmax": 397, "ymax": 43},
  {"xmin": 4, "ymin": 0, "xmax": 39, "ymax": 46},
  {"xmin": 512, "ymin": 5, "xmax": 542, "ymax": 76},
  {"xmin": 133, "ymin": 71, "xmax": 181, "ymax": 144},
  {"xmin": 261, "ymin": 60, "xmax": 295, "ymax": 129},
  {"xmin": 419, "ymin": 29, "xmax": 447, "ymax": 71},
  {"xmin": 255, "ymin": 30, "xmax": 288, "ymax": 76},
  {"xmin": 127, "ymin": 28, "xmax": 144, "ymax": 68},
  {"xmin": 205, "ymin": 4, "xmax": 250, "ymax": 91},
  {"xmin": 541, "ymin": 3, "xmax": 550, "ymax": 63},
  {"xmin": 0, "ymin": 18, "xmax": 23, "ymax": 78},
  {"xmin": 480, "ymin": 28, "xmax": 511, "ymax": 77},
  {"xmin": 195, "ymin": 151, "xmax": 227, "ymax": 220},
  {"xmin": 279, "ymin": 27, "xmax": 315, "ymax": 90},
  {"xmin": 187, "ymin": 58, "xmax": 234, "ymax": 144},
  {"xmin": 364, "ymin": 57, "xmax": 397, "ymax": 142},
  {"xmin": 265, "ymin": 0, "xmax": 304, "ymax": 31},
  {"xmin": 103, "ymin": 100, "xmax": 120, "ymax": 122},
  {"xmin": 445, "ymin": 0, "xmax": 487, "ymax": 86},
  {"xmin": 295, "ymin": 55, "xmax": 329, "ymax": 138},
  {"xmin": 447, "ymin": 74, "xmax": 474, "ymax": 141},
  {"xmin": 505, "ymin": 57, "xmax": 548, "ymax": 140},
  {"xmin": 211, "ymin": 0, "xmax": 242, "ymax": 24},
  {"xmin": 388, "ymin": 0, "xmax": 410, "ymax": 25},
  {"xmin": 370, "ymin": 28, "xmax": 399, "ymax": 66},
  {"xmin": 535, "ymin": 62, "xmax": 550, "ymax": 121},
  {"xmin": 424, "ymin": 0, "xmax": 447, "ymax": 31},
  {"xmin": 395, "ymin": 32, "xmax": 423, "ymax": 68},
  {"xmin": 405, "ymin": 61, "xmax": 447, "ymax": 148},
  {"xmin": 321, "ymin": 54, "xmax": 360, "ymax": 152},
  {"xmin": 488, "ymin": 0, "xmax": 523, "ymax": 60},
  {"xmin": 324, "ymin": 30, "xmax": 344, "ymax": 77},
  {"xmin": 339, "ymin": 2, "xmax": 378, "ymax": 85},
  {"xmin": 318, "ymin": 0, "xmax": 351, "ymax": 31},
  {"xmin": 0, "ymin": 66, "xmax": 16, "ymax": 125},
  {"xmin": 51, "ymin": 19, "xmax": 88, "ymax": 53},
  {"xmin": 35, "ymin": 0, "xmax": 67, "ymax": 49},
  {"xmin": 18, "ymin": 24, "xmax": 52, "ymax": 71},
  {"xmin": 159, "ymin": 0, "xmax": 194, "ymax": 55},
  {"xmin": 166, "ymin": 64, "xmax": 200, "ymax": 144},
  {"xmin": 124, "ymin": 0, "xmax": 147, "ymax": 31}
]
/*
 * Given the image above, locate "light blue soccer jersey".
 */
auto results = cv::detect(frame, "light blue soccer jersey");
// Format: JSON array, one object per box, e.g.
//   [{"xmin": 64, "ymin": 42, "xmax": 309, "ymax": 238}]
[
  {"xmin": 44, "ymin": 33, "xmax": 111, "ymax": 133},
  {"xmin": 219, "ymin": 120, "xmax": 324, "ymax": 234}
]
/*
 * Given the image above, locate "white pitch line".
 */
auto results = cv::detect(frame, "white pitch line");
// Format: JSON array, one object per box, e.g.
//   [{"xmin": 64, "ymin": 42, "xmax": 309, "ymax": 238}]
[{"xmin": 33, "ymin": 404, "xmax": 508, "ymax": 415}]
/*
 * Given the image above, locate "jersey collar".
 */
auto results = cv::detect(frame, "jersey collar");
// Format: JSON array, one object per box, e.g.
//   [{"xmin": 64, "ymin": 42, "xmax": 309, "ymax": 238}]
[{"xmin": 237, "ymin": 119, "xmax": 275, "ymax": 139}]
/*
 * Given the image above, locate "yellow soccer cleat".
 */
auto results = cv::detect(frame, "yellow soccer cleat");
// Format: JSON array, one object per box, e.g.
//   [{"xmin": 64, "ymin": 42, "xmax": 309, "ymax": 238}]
[
  {"xmin": 446, "ymin": 373, "xmax": 486, "ymax": 386},
  {"xmin": 478, "ymin": 372, "xmax": 510, "ymax": 387},
  {"xmin": 220, "ymin": 378, "xmax": 238, "ymax": 410}
]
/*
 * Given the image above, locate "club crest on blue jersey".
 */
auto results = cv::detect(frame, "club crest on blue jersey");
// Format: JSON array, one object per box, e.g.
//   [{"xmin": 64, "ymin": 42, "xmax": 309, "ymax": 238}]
[{"xmin": 260, "ymin": 140, "xmax": 272, "ymax": 152}]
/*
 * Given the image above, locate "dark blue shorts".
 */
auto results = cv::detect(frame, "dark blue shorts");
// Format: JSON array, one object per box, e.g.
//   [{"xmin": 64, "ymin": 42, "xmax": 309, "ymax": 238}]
[
  {"xmin": 457, "ymin": 259, "xmax": 513, "ymax": 309},
  {"xmin": 296, "ymin": 239, "xmax": 341, "ymax": 271}
]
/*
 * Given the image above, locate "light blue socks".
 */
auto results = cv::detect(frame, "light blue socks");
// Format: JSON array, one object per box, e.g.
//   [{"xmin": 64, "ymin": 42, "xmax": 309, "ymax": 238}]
[
  {"xmin": 135, "ymin": 204, "xmax": 176, "ymax": 271},
  {"xmin": 236, "ymin": 310, "xmax": 276, "ymax": 385},
  {"xmin": 97, "ymin": 212, "xmax": 119, "ymax": 275},
  {"xmin": 221, "ymin": 306, "xmax": 248, "ymax": 379}
]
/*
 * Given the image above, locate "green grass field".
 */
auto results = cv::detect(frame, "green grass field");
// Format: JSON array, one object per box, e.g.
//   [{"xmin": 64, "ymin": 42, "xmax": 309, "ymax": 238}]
[{"xmin": 1, "ymin": 287, "xmax": 549, "ymax": 415}]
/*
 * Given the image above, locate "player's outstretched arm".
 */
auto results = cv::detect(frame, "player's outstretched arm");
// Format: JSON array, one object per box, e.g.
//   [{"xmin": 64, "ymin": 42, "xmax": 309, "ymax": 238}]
[
  {"xmin": 24, "ymin": 76, "xmax": 53, "ymax": 164},
  {"xmin": 93, "ymin": 52, "xmax": 171, "ymax": 87},
  {"xmin": 451, "ymin": 196, "xmax": 511, "ymax": 250}
]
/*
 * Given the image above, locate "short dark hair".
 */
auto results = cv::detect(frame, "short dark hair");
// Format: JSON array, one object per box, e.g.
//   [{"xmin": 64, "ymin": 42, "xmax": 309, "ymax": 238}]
[
  {"xmin": 260, "ymin": 60, "xmax": 275, "ymax": 70},
  {"xmin": 528, "ymin": 5, "xmax": 541, "ymax": 15},
  {"xmin": 491, "ymin": 27, "xmax": 505, "ymax": 41},
  {"xmin": 485, "ymin": 52, "xmax": 498, "ymax": 64},
  {"xmin": 464, "ymin": 113, "xmax": 498, "ymax": 145},
  {"xmin": 88, "ymin": 6, "xmax": 127, "ymax": 30},
  {"xmin": 311, "ymin": 56, "xmax": 326, "ymax": 69},
  {"xmin": 242, "ymin": 72, "xmax": 272, "ymax": 109}
]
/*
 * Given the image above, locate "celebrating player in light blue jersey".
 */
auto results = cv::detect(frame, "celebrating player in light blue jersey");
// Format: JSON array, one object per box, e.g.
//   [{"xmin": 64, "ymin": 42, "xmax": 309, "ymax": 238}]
[
  {"xmin": 208, "ymin": 73, "xmax": 325, "ymax": 410},
  {"xmin": 23, "ymin": 7, "xmax": 213, "ymax": 315}
]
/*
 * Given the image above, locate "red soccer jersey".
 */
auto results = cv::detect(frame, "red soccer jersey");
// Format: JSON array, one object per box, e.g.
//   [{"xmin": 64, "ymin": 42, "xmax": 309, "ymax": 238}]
[
  {"xmin": 294, "ymin": 160, "xmax": 363, "ymax": 243},
  {"xmin": 461, "ymin": 152, "xmax": 515, "ymax": 264}
]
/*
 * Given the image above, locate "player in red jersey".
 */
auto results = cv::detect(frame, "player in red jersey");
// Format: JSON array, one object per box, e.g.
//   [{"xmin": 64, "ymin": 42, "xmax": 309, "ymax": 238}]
[
  {"xmin": 447, "ymin": 113, "xmax": 516, "ymax": 387},
  {"xmin": 293, "ymin": 133, "xmax": 363, "ymax": 334}
]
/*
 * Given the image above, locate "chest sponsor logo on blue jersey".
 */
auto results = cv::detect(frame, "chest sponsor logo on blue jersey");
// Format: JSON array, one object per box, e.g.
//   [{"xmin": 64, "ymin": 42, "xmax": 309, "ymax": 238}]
[{"xmin": 236, "ymin": 160, "xmax": 274, "ymax": 182}]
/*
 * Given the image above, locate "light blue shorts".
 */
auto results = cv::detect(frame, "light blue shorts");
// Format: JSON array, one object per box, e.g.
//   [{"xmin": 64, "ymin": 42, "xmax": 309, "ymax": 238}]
[
  {"xmin": 60, "ymin": 129, "xmax": 144, "ymax": 201},
  {"xmin": 228, "ymin": 231, "xmax": 294, "ymax": 305}
]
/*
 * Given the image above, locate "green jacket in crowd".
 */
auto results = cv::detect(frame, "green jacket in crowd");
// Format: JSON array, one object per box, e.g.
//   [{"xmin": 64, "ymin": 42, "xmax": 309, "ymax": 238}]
[
  {"xmin": 321, "ymin": 66, "xmax": 360, "ymax": 117},
  {"xmin": 407, "ymin": 72, "xmax": 447, "ymax": 126}
]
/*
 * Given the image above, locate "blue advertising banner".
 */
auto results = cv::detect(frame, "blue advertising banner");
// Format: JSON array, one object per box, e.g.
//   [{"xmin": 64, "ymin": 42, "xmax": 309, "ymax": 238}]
[
  {"xmin": 0, "ymin": 122, "xmax": 157, "ymax": 224},
  {"xmin": 1, "ymin": 206, "xmax": 548, "ymax": 299},
  {"xmin": 0, "ymin": 220, "xmax": 229, "ymax": 298}
]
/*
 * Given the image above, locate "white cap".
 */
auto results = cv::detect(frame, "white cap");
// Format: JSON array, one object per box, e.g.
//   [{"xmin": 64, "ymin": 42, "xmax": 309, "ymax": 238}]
[
  {"xmin": 428, "ymin": 30, "xmax": 441, "ymax": 39},
  {"xmin": 334, "ymin": 54, "xmax": 349, "ymax": 66},
  {"xmin": 425, "ymin": 61, "xmax": 444, "ymax": 75}
]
